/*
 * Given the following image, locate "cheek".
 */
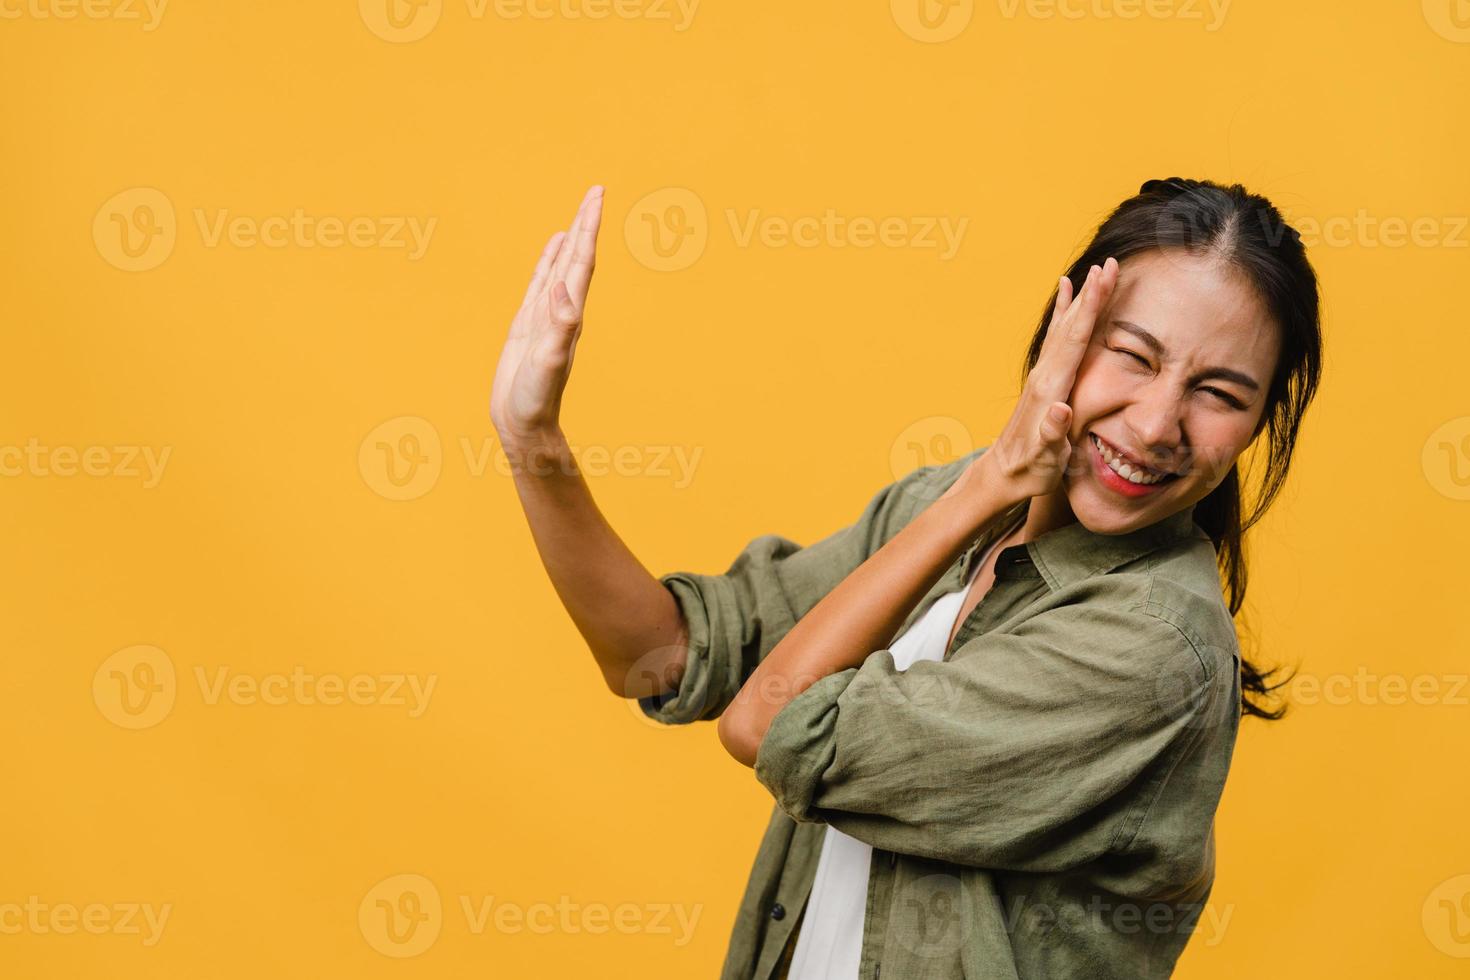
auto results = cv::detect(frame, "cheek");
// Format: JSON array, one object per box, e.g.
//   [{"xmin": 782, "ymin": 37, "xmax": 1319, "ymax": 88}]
[
  {"xmin": 1184, "ymin": 416, "xmax": 1255, "ymax": 476},
  {"xmin": 1068, "ymin": 354, "xmax": 1134, "ymax": 417}
]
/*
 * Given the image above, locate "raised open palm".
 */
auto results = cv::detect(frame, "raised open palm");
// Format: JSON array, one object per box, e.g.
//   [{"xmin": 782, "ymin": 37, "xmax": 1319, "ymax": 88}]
[{"xmin": 491, "ymin": 185, "xmax": 604, "ymax": 446}]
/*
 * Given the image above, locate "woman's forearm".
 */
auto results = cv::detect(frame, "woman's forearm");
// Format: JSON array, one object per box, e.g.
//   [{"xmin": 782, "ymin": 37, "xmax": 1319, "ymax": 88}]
[
  {"xmin": 491, "ymin": 189, "xmax": 689, "ymax": 700},
  {"xmin": 717, "ymin": 460, "xmax": 1016, "ymax": 766},
  {"xmin": 504, "ymin": 427, "xmax": 688, "ymax": 699}
]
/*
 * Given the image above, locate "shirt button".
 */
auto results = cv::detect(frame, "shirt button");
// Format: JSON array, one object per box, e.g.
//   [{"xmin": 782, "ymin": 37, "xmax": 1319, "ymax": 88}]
[{"xmin": 770, "ymin": 902, "xmax": 786, "ymax": 921}]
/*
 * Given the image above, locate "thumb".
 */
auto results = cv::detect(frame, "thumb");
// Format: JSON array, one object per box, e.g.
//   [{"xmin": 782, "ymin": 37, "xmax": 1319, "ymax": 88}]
[
  {"xmin": 1041, "ymin": 402, "xmax": 1071, "ymax": 442},
  {"xmin": 550, "ymin": 280, "xmax": 581, "ymax": 331}
]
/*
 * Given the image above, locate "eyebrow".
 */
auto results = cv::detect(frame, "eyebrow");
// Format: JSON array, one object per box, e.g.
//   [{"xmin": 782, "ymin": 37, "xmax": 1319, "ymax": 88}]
[{"xmin": 1108, "ymin": 320, "xmax": 1262, "ymax": 391}]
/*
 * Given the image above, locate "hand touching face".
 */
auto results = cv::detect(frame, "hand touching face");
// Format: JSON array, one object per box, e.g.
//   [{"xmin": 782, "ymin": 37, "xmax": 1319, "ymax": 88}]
[{"xmin": 981, "ymin": 257, "xmax": 1121, "ymax": 506}]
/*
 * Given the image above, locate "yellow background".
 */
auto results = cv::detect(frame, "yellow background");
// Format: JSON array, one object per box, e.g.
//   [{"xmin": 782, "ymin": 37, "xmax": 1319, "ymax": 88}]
[{"xmin": 3, "ymin": 0, "xmax": 1468, "ymax": 975}]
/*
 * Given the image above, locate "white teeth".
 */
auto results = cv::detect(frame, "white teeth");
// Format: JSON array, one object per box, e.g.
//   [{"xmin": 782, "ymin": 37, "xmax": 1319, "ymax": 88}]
[{"xmin": 1092, "ymin": 433, "xmax": 1170, "ymax": 486}]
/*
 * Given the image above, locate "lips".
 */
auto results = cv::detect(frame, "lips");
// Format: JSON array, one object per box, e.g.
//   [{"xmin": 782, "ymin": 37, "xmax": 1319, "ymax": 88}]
[{"xmin": 1089, "ymin": 432, "xmax": 1180, "ymax": 481}]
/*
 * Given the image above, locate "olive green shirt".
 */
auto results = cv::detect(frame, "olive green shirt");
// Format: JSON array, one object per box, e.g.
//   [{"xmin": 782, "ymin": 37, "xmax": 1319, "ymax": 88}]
[{"xmin": 639, "ymin": 444, "xmax": 1242, "ymax": 979}]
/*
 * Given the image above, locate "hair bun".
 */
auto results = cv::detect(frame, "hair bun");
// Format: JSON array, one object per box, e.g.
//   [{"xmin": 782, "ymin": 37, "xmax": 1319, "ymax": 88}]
[{"xmin": 1139, "ymin": 176, "xmax": 1193, "ymax": 195}]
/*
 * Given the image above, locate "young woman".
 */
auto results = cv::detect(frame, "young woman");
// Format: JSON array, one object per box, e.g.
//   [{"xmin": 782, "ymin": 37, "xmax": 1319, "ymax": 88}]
[{"xmin": 492, "ymin": 177, "xmax": 1322, "ymax": 979}]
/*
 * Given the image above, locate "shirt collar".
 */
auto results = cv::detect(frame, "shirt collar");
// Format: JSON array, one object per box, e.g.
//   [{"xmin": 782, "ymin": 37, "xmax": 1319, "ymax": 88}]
[{"xmin": 978, "ymin": 500, "xmax": 1209, "ymax": 590}]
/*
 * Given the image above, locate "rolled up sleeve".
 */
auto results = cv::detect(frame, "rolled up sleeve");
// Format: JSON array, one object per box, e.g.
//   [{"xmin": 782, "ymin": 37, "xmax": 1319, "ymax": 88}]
[
  {"xmin": 638, "ymin": 539, "xmax": 802, "ymax": 725},
  {"xmin": 751, "ymin": 596, "xmax": 1213, "ymax": 872},
  {"xmin": 638, "ymin": 454, "xmax": 973, "ymax": 726}
]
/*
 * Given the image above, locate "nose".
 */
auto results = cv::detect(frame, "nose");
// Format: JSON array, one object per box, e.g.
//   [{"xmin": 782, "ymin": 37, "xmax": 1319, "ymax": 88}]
[{"xmin": 1122, "ymin": 379, "xmax": 1184, "ymax": 467}]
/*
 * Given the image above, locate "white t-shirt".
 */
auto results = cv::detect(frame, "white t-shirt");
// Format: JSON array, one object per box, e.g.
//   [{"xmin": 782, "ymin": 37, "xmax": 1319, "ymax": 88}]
[{"xmin": 786, "ymin": 519, "xmax": 1021, "ymax": 980}]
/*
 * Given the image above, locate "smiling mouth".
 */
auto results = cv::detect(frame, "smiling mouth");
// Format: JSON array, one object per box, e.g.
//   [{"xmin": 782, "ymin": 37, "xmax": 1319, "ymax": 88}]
[{"xmin": 1089, "ymin": 432, "xmax": 1182, "ymax": 486}]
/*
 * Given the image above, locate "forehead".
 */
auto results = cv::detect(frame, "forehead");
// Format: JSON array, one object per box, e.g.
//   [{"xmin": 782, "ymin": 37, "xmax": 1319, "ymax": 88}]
[{"xmin": 1105, "ymin": 249, "xmax": 1279, "ymax": 370}]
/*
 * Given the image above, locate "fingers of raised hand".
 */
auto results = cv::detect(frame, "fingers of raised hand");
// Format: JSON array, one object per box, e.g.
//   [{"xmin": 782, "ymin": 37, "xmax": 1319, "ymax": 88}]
[
  {"xmin": 1040, "ymin": 257, "xmax": 1116, "ymax": 363},
  {"xmin": 1046, "ymin": 273, "xmax": 1075, "ymax": 331},
  {"xmin": 1039, "ymin": 267, "xmax": 1088, "ymax": 361},
  {"xmin": 563, "ymin": 186, "xmax": 603, "ymax": 307},
  {"xmin": 1068, "ymin": 256, "xmax": 1117, "ymax": 340},
  {"xmin": 521, "ymin": 230, "xmax": 567, "ymax": 311},
  {"xmin": 1026, "ymin": 259, "xmax": 1113, "ymax": 410},
  {"xmin": 549, "ymin": 186, "xmax": 600, "ymax": 289}
]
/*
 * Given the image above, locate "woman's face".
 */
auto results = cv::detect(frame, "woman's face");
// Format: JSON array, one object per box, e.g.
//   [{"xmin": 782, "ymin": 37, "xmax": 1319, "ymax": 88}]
[{"xmin": 1060, "ymin": 247, "xmax": 1281, "ymax": 534}]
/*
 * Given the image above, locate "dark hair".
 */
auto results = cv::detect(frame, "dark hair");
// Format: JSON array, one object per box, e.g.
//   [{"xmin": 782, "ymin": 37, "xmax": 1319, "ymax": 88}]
[{"xmin": 1022, "ymin": 176, "xmax": 1322, "ymax": 722}]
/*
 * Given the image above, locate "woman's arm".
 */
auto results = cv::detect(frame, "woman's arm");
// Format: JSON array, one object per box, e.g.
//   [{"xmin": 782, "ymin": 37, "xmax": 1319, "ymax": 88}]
[
  {"xmin": 718, "ymin": 259, "xmax": 1118, "ymax": 766},
  {"xmin": 504, "ymin": 427, "xmax": 689, "ymax": 699},
  {"xmin": 492, "ymin": 186, "xmax": 689, "ymax": 700},
  {"xmin": 715, "ymin": 459, "xmax": 1014, "ymax": 765}
]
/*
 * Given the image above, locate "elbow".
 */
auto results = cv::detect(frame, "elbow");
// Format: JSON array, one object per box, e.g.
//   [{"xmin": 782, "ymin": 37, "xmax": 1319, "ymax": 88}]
[
  {"xmin": 599, "ymin": 643, "xmax": 687, "ymax": 701},
  {"xmin": 717, "ymin": 707, "xmax": 760, "ymax": 768},
  {"xmin": 600, "ymin": 665, "xmax": 631, "ymax": 699},
  {"xmin": 591, "ymin": 647, "xmax": 633, "ymax": 698}
]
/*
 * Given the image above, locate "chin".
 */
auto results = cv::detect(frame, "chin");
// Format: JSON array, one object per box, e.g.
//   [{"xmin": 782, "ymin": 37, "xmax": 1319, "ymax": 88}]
[
  {"xmin": 1063, "ymin": 480, "xmax": 1175, "ymax": 536},
  {"xmin": 1068, "ymin": 499, "xmax": 1141, "ymax": 535}
]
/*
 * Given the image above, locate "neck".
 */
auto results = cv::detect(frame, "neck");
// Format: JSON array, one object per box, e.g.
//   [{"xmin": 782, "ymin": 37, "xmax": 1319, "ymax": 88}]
[{"xmin": 1015, "ymin": 487, "xmax": 1076, "ymax": 547}]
